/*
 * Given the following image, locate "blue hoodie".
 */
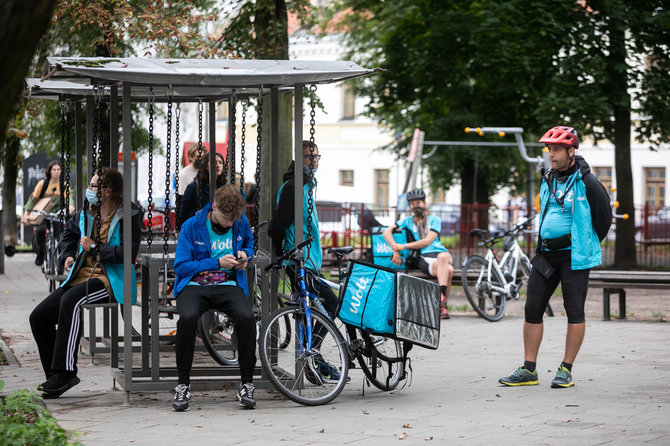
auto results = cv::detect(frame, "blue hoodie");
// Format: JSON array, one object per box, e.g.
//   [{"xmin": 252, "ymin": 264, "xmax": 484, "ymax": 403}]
[{"xmin": 174, "ymin": 202, "xmax": 255, "ymax": 297}]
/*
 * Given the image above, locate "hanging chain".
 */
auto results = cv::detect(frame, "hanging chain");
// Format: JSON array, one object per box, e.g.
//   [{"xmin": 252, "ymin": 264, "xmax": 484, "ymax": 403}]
[
  {"xmin": 228, "ymin": 91, "xmax": 236, "ymax": 186},
  {"xmin": 59, "ymin": 102, "xmax": 67, "ymax": 228},
  {"xmin": 239, "ymin": 99, "xmax": 246, "ymax": 195},
  {"xmin": 64, "ymin": 101, "xmax": 72, "ymax": 222},
  {"xmin": 174, "ymin": 103, "xmax": 181, "ymax": 229},
  {"xmin": 146, "ymin": 88, "xmax": 155, "ymax": 249},
  {"xmin": 196, "ymin": 99, "xmax": 204, "ymax": 211},
  {"xmin": 163, "ymin": 94, "xmax": 173, "ymax": 261},
  {"xmin": 253, "ymin": 88, "xmax": 263, "ymax": 255},
  {"xmin": 93, "ymin": 87, "xmax": 103, "ymax": 259},
  {"xmin": 305, "ymin": 84, "xmax": 318, "ymax": 261}
]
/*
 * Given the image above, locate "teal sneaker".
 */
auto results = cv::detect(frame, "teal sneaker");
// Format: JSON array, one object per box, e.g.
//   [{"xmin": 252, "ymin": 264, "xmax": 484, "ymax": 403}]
[
  {"xmin": 551, "ymin": 366, "xmax": 574, "ymax": 388},
  {"xmin": 499, "ymin": 366, "xmax": 539, "ymax": 386}
]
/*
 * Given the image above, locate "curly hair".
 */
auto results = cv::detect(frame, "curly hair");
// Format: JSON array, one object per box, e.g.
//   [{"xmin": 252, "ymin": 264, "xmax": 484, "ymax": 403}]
[
  {"xmin": 100, "ymin": 167, "xmax": 123, "ymax": 202},
  {"xmin": 214, "ymin": 184, "xmax": 246, "ymax": 219}
]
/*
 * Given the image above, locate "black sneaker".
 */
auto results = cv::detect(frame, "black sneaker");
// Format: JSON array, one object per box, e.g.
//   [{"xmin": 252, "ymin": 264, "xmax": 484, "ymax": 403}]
[
  {"xmin": 237, "ymin": 382, "xmax": 256, "ymax": 409},
  {"xmin": 39, "ymin": 372, "xmax": 80, "ymax": 399},
  {"xmin": 311, "ymin": 353, "xmax": 350, "ymax": 384},
  {"xmin": 35, "ymin": 253, "xmax": 44, "ymax": 266},
  {"xmin": 172, "ymin": 384, "xmax": 191, "ymax": 412}
]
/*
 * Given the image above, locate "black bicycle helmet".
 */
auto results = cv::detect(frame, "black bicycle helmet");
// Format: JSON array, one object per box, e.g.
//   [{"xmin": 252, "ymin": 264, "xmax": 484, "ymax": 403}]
[{"xmin": 406, "ymin": 189, "xmax": 426, "ymax": 202}]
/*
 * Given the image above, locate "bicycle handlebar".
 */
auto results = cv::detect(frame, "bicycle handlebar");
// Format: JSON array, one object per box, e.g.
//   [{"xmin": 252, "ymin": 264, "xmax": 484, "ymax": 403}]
[
  {"xmin": 265, "ymin": 236, "xmax": 315, "ymax": 272},
  {"xmin": 472, "ymin": 216, "xmax": 533, "ymax": 247}
]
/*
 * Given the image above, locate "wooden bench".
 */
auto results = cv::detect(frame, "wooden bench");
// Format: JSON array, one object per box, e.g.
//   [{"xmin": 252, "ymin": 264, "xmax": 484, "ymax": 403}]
[{"xmin": 587, "ymin": 270, "xmax": 670, "ymax": 321}]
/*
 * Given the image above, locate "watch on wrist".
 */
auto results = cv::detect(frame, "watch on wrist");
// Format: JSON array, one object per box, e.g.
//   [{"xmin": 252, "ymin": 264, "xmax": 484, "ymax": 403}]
[{"xmin": 90, "ymin": 243, "xmax": 97, "ymax": 251}]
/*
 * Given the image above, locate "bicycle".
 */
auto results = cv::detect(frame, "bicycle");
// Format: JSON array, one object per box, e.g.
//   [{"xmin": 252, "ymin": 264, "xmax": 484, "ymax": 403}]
[
  {"xmin": 461, "ymin": 217, "xmax": 533, "ymax": 322},
  {"xmin": 197, "ymin": 247, "xmax": 294, "ymax": 366},
  {"xmin": 258, "ymin": 237, "xmax": 408, "ymax": 406},
  {"xmin": 34, "ymin": 210, "xmax": 67, "ymax": 293}
]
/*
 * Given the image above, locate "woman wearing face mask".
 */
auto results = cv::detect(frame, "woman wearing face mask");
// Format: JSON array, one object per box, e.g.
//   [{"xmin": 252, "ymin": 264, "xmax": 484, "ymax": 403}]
[
  {"xmin": 29, "ymin": 167, "xmax": 142, "ymax": 399},
  {"xmin": 22, "ymin": 160, "xmax": 71, "ymax": 266},
  {"xmin": 180, "ymin": 152, "xmax": 226, "ymax": 223},
  {"xmin": 171, "ymin": 184, "xmax": 257, "ymax": 411}
]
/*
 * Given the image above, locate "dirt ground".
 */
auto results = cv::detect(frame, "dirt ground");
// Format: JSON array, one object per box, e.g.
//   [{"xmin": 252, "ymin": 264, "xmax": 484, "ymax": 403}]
[{"xmin": 447, "ymin": 285, "xmax": 669, "ymax": 321}]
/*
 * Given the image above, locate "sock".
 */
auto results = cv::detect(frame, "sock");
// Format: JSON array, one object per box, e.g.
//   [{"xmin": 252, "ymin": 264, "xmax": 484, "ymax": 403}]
[
  {"xmin": 560, "ymin": 362, "xmax": 573, "ymax": 372},
  {"xmin": 440, "ymin": 286, "xmax": 447, "ymax": 297},
  {"xmin": 524, "ymin": 361, "xmax": 536, "ymax": 373}
]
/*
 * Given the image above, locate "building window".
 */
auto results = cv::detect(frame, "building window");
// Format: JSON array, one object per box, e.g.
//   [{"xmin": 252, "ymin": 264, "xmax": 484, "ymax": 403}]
[
  {"xmin": 342, "ymin": 85, "xmax": 355, "ymax": 120},
  {"xmin": 216, "ymin": 102, "xmax": 229, "ymax": 121},
  {"xmin": 340, "ymin": 170, "xmax": 354, "ymax": 187},
  {"xmin": 645, "ymin": 167, "xmax": 666, "ymax": 209},
  {"xmin": 375, "ymin": 169, "xmax": 389, "ymax": 208},
  {"xmin": 592, "ymin": 166, "xmax": 613, "ymax": 196}
]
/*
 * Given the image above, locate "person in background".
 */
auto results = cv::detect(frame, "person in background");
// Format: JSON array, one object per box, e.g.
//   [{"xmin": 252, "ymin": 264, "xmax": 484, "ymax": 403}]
[
  {"xmin": 22, "ymin": 160, "xmax": 70, "ymax": 266},
  {"xmin": 176, "ymin": 144, "xmax": 208, "ymax": 228},
  {"xmin": 180, "ymin": 152, "xmax": 225, "ymax": 223},
  {"xmin": 382, "ymin": 189, "xmax": 454, "ymax": 319}
]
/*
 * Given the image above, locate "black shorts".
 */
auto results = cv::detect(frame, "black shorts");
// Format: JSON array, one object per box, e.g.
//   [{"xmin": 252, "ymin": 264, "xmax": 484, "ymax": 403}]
[
  {"xmin": 417, "ymin": 252, "xmax": 440, "ymax": 276},
  {"xmin": 524, "ymin": 252, "xmax": 590, "ymax": 324}
]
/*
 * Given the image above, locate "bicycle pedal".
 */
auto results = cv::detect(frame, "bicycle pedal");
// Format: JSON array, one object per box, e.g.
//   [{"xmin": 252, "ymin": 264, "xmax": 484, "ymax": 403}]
[{"xmin": 349, "ymin": 338, "xmax": 365, "ymax": 353}]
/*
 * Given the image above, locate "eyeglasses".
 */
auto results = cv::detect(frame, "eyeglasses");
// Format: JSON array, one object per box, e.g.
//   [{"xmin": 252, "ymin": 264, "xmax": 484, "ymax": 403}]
[{"xmin": 304, "ymin": 154, "xmax": 322, "ymax": 161}]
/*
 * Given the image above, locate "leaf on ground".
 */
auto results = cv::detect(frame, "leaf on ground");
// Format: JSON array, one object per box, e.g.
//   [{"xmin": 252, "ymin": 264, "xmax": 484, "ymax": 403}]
[
  {"xmin": 362, "ymin": 409, "xmax": 370, "ymax": 415},
  {"xmin": 402, "ymin": 424, "xmax": 412, "ymax": 428},
  {"xmin": 399, "ymin": 432, "xmax": 408, "ymax": 440},
  {"xmin": 425, "ymin": 437, "xmax": 433, "ymax": 441},
  {"xmin": 320, "ymin": 428, "xmax": 325, "ymax": 433}
]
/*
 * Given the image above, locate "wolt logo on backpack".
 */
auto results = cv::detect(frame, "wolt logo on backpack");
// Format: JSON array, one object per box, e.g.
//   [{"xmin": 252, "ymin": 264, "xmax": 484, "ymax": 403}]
[{"xmin": 349, "ymin": 276, "xmax": 369, "ymax": 314}]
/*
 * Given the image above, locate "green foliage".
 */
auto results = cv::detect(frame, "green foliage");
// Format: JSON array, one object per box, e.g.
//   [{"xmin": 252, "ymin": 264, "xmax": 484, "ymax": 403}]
[
  {"xmin": 325, "ymin": 0, "xmax": 670, "ymax": 200},
  {"xmin": 0, "ymin": 380, "xmax": 80, "ymax": 446}
]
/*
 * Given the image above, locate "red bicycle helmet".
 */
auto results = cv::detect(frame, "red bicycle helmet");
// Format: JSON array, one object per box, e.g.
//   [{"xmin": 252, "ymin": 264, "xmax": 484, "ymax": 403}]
[{"xmin": 539, "ymin": 126, "xmax": 579, "ymax": 149}]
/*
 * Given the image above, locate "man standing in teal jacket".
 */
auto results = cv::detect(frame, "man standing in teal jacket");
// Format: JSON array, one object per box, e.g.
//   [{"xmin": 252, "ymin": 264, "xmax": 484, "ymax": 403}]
[{"xmin": 500, "ymin": 126, "xmax": 611, "ymax": 389}]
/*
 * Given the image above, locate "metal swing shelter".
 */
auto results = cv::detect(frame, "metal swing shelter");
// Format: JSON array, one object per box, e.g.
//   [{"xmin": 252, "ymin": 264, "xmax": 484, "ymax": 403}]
[{"xmin": 26, "ymin": 57, "xmax": 378, "ymax": 400}]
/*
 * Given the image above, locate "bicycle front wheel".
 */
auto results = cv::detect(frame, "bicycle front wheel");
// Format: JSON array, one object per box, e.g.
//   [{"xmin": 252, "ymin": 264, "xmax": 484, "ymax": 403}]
[
  {"xmin": 462, "ymin": 255, "xmax": 506, "ymax": 322},
  {"xmin": 198, "ymin": 310, "xmax": 239, "ymax": 366},
  {"xmin": 259, "ymin": 306, "xmax": 349, "ymax": 406},
  {"xmin": 348, "ymin": 327, "xmax": 405, "ymax": 391}
]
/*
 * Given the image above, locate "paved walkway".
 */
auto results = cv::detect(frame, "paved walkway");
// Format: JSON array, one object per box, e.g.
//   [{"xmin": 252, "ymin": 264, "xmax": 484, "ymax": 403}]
[{"xmin": 1, "ymin": 253, "xmax": 669, "ymax": 445}]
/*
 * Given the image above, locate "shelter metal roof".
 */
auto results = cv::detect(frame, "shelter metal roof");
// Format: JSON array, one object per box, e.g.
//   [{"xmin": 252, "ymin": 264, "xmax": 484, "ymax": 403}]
[
  {"xmin": 44, "ymin": 57, "xmax": 380, "ymax": 90},
  {"xmin": 25, "ymin": 78, "xmax": 266, "ymax": 102}
]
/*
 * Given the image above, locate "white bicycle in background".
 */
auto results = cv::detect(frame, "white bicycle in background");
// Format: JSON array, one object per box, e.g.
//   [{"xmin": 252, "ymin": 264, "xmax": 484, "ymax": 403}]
[{"xmin": 461, "ymin": 217, "xmax": 549, "ymax": 322}]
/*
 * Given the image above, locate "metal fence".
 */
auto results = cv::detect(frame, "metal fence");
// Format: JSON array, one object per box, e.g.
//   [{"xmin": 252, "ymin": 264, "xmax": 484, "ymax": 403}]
[{"xmin": 316, "ymin": 203, "xmax": 670, "ymax": 270}]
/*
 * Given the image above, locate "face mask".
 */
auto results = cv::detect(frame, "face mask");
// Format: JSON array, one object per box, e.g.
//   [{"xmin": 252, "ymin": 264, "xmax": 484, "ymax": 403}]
[
  {"xmin": 311, "ymin": 168, "xmax": 318, "ymax": 175},
  {"xmin": 211, "ymin": 221, "xmax": 232, "ymax": 235},
  {"xmin": 86, "ymin": 188, "xmax": 99, "ymax": 206}
]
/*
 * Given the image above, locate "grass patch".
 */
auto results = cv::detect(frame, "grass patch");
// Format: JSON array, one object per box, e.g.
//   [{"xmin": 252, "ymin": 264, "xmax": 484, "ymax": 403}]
[
  {"xmin": 0, "ymin": 381, "xmax": 81, "ymax": 445},
  {"xmin": 0, "ymin": 350, "xmax": 7, "ymax": 366}
]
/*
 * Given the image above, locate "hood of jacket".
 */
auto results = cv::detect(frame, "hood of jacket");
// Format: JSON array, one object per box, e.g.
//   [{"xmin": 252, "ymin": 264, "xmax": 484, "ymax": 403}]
[{"xmin": 282, "ymin": 160, "xmax": 313, "ymax": 185}]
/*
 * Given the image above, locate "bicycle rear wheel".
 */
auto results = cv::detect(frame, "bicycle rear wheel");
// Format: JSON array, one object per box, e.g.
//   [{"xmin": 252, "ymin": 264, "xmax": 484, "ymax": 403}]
[
  {"xmin": 462, "ymin": 255, "xmax": 506, "ymax": 321},
  {"xmin": 259, "ymin": 306, "xmax": 349, "ymax": 406},
  {"xmin": 198, "ymin": 310, "xmax": 239, "ymax": 366},
  {"xmin": 348, "ymin": 327, "xmax": 405, "ymax": 391}
]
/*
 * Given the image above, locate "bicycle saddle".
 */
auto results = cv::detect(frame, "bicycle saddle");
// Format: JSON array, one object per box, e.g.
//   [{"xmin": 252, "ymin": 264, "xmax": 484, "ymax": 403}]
[
  {"xmin": 328, "ymin": 246, "xmax": 354, "ymax": 256},
  {"xmin": 469, "ymin": 229, "xmax": 488, "ymax": 238}
]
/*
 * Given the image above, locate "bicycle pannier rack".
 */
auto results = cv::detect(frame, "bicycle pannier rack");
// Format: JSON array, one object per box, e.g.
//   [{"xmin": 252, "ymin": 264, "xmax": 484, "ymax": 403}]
[{"xmin": 338, "ymin": 260, "xmax": 441, "ymax": 350}]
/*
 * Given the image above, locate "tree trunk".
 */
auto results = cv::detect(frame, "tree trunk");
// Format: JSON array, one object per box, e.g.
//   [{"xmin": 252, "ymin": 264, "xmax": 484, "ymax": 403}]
[
  {"xmin": 255, "ymin": 0, "xmax": 289, "ymax": 60},
  {"xmin": 609, "ymin": 11, "xmax": 638, "ymax": 269},
  {"xmin": 2, "ymin": 136, "xmax": 20, "ymax": 245},
  {"xmin": 0, "ymin": 0, "xmax": 58, "ymax": 151}
]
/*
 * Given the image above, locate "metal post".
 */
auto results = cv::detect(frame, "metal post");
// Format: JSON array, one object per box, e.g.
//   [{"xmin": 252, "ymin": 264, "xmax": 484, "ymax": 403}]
[
  {"xmin": 86, "ymin": 96, "xmax": 94, "ymax": 180},
  {"xmin": 110, "ymin": 86, "xmax": 119, "ymax": 170},
  {"xmin": 122, "ymin": 83, "xmax": 133, "ymax": 396},
  {"xmin": 75, "ymin": 102, "xmax": 83, "ymax": 209},
  {"xmin": 209, "ymin": 101, "xmax": 216, "ymax": 200},
  {"xmin": 293, "ymin": 84, "xmax": 304, "ymax": 244}
]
